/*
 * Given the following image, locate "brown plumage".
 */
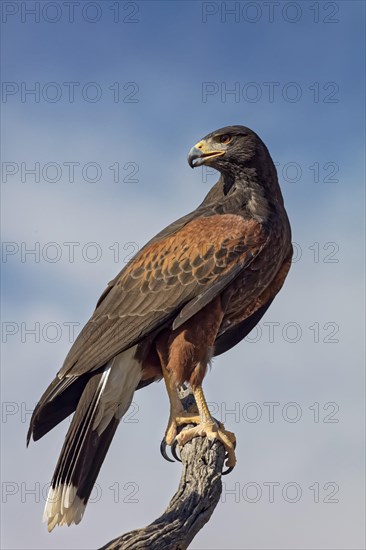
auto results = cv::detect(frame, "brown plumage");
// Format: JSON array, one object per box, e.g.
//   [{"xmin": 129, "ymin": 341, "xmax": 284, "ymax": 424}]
[{"xmin": 27, "ymin": 125, "xmax": 292, "ymax": 531}]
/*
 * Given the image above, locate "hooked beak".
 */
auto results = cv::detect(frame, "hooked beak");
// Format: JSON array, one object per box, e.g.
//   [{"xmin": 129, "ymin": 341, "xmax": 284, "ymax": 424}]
[{"xmin": 187, "ymin": 141, "xmax": 225, "ymax": 168}]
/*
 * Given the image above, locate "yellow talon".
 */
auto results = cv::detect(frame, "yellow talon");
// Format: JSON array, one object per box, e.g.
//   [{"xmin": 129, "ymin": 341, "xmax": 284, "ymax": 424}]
[{"xmin": 176, "ymin": 420, "xmax": 237, "ymax": 469}]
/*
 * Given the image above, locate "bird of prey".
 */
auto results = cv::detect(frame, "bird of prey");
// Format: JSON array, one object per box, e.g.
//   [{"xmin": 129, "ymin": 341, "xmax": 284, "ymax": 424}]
[{"xmin": 27, "ymin": 125, "xmax": 292, "ymax": 531}]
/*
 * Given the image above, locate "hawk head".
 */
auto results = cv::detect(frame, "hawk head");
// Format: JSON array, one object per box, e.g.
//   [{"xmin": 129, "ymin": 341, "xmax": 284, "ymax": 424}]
[{"xmin": 188, "ymin": 125, "xmax": 263, "ymax": 174}]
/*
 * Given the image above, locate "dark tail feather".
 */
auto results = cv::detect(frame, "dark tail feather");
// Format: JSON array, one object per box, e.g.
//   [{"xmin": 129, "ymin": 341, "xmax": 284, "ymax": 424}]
[
  {"xmin": 43, "ymin": 371, "xmax": 114, "ymax": 530},
  {"xmin": 27, "ymin": 372, "xmax": 95, "ymax": 445},
  {"xmin": 42, "ymin": 349, "xmax": 141, "ymax": 531}
]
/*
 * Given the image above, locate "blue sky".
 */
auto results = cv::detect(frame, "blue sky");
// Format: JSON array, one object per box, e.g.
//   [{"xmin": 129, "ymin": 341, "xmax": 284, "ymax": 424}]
[{"xmin": 1, "ymin": 1, "xmax": 365, "ymax": 549}]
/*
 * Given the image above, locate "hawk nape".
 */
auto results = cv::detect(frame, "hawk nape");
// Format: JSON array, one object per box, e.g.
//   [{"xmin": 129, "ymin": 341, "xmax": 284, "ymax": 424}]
[{"xmin": 28, "ymin": 125, "xmax": 292, "ymax": 531}]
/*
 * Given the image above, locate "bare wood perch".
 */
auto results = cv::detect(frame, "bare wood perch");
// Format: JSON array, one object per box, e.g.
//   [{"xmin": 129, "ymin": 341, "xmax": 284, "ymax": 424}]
[{"xmin": 100, "ymin": 388, "xmax": 226, "ymax": 550}]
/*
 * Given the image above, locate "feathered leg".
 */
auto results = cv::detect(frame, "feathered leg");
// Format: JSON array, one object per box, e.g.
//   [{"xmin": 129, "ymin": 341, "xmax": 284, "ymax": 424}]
[{"xmin": 157, "ymin": 296, "xmax": 237, "ymax": 470}]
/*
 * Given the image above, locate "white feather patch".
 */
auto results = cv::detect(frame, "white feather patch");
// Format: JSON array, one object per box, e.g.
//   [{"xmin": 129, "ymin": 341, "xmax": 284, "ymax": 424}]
[
  {"xmin": 93, "ymin": 345, "xmax": 142, "ymax": 435},
  {"xmin": 44, "ymin": 484, "xmax": 86, "ymax": 532}
]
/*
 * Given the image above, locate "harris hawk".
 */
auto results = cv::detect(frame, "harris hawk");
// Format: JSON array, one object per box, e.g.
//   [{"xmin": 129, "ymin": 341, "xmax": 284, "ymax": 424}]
[{"xmin": 27, "ymin": 125, "xmax": 292, "ymax": 531}]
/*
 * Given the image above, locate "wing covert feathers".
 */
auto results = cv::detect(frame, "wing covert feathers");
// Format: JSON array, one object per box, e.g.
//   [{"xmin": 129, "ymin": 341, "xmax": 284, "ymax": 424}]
[{"xmin": 59, "ymin": 215, "xmax": 266, "ymax": 378}]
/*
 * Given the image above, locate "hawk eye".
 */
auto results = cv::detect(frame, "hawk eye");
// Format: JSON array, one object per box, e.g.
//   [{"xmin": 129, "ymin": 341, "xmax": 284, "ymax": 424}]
[{"xmin": 220, "ymin": 134, "xmax": 232, "ymax": 144}]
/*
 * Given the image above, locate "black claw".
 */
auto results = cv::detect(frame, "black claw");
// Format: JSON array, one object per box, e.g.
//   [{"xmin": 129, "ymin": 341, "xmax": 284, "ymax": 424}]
[
  {"xmin": 160, "ymin": 438, "xmax": 175, "ymax": 463},
  {"xmin": 171, "ymin": 439, "xmax": 182, "ymax": 462},
  {"xmin": 222, "ymin": 440, "xmax": 236, "ymax": 475},
  {"xmin": 222, "ymin": 465, "xmax": 234, "ymax": 476}
]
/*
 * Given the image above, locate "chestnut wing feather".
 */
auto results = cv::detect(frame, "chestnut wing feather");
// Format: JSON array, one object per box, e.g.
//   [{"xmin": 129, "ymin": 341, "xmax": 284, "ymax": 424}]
[{"xmin": 58, "ymin": 215, "xmax": 266, "ymax": 377}]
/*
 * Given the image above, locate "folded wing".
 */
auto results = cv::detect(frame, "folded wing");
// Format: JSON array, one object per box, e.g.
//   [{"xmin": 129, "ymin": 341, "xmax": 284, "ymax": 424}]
[{"xmin": 59, "ymin": 214, "xmax": 267, "ymax": 378}]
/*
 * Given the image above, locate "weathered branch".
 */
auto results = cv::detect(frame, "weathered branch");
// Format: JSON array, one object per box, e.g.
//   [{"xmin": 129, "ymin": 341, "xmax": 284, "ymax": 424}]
[{"xmin": 100, "ymin": 389, "xmax": 226, "ymax": 550}]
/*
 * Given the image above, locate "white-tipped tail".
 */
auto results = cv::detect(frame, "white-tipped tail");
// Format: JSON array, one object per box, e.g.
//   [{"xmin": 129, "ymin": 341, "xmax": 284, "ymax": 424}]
[
  {"xmin": 44, "ymin": 485, "xmax": 85, "ymax": 532},
  {"xmin": 43, "ymin": 346, "xmax": 141, "ymax": 531}
]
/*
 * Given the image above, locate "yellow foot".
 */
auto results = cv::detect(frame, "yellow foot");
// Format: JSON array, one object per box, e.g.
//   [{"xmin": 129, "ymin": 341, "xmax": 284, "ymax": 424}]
[
  {"xmin": 165, "ymin": 411, "xmax": 201, "ymax": 445},
  {"xmin": 176, "ymin": 421, "xmax": 237, "ymax": 469}
]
